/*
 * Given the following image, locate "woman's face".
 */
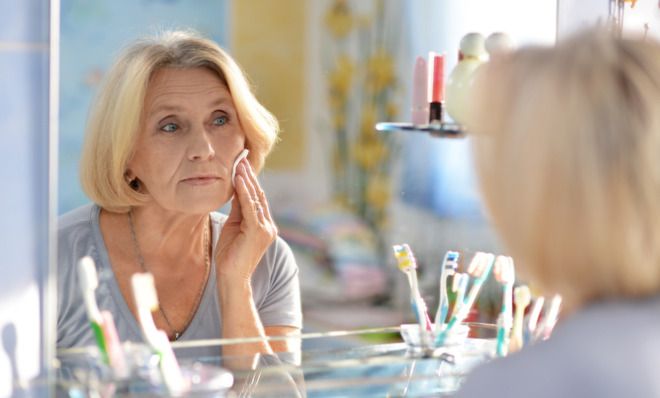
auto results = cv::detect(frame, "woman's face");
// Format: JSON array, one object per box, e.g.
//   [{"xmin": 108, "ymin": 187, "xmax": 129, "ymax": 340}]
[{"xmin": 127, "ymin": 67, "xmax": 246, "ymax": 214}]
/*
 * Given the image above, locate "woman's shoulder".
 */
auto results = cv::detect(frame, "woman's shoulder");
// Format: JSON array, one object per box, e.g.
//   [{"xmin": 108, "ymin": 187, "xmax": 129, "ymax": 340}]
[
  {"xmin": 57, "ymin": 203, "xmax": 100, "ymax": 270},
  {"xmin": 58, "ymin": 203, "xmax": 98, "ymax": 235},
  {"xmin": 263, "ymin": 234, "xmax": 296, "ymax": 273},
  {"xmin": 457, "ymin": 298, "xmax": 660, "ymax": 397},
  {"xmin": 455, "ymin": 341, "xmax": 573, "ymax": 397}
]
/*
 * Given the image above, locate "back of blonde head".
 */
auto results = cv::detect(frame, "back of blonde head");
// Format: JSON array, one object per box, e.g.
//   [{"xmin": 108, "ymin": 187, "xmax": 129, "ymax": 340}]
[
  {"xmin": 80, "ymin": 30, "xmax": 279, "ymax": 213},
  {"xmin": 468, "ymin": 29, "xmax": 660, "ymax": 306}
]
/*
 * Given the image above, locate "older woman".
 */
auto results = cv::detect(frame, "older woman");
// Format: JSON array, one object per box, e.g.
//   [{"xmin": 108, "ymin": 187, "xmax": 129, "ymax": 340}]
[
  {"xmin": 455, "ymin": 29, "xmax": 660, "ymax": 396},
  {"xmin": 57, "ymin": 30, "xmax": 301, "ymax": 360}
]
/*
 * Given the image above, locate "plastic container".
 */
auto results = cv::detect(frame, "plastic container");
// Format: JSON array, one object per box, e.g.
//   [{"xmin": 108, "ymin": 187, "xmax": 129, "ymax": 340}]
[
  {"xmin": 55, "ymin": 343, "xmax": 233, "ymax": 397},
  {"xmin": 399, "ymin": 323, "xmax": 470, "ymax": 349}
]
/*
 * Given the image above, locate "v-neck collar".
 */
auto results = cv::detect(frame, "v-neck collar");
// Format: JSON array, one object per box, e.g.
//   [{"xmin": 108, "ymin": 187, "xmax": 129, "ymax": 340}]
[{"xmin": 89, "ymin": 204, "xmax": 220, "ymax": 342}]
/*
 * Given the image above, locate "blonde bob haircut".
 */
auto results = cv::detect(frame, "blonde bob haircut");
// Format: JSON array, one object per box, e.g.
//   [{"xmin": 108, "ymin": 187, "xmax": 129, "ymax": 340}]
[
  {"xmin": 80, "ymin": 30, "xmax": 279, "ymax": 213},
  {"xmin": 466, "ymin": 29, "xmax": 660, "ymax": 307}
]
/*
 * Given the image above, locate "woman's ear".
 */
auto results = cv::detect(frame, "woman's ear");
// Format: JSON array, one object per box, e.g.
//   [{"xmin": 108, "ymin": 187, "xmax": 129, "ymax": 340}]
[
  {"xmin": 129, "ymin": 178, "xmax": 140, "ymax": 191},
  {"xmin": 124, "ymin": 171, "xmax": 140, "ymax": 191}
]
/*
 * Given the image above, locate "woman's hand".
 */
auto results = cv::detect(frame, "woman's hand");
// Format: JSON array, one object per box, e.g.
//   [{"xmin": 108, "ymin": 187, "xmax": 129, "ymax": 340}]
[{"xmin": 216, "ymin": 158, "xmax": 278, "ymax": 283}]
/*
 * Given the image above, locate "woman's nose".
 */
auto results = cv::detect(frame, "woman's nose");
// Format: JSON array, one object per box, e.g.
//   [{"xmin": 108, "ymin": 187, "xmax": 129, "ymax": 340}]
[{"xmin": 187, "ymin": 126, "xmax": 216, "ymax": 161}]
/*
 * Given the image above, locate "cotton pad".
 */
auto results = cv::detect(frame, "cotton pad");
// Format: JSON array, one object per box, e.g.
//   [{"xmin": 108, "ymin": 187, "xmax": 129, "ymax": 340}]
[{"xmin": 231, "ymin": 149, "xmax": 249, "ymax": 187}]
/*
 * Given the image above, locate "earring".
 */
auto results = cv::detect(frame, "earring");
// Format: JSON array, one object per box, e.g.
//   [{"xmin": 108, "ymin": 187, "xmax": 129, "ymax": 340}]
[{"xmin": 129, "ymin": 178, "xmax": 140, "ymax": 191}]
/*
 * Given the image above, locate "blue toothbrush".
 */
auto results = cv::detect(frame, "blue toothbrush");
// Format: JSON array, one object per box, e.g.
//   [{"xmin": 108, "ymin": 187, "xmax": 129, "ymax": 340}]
[
  {"xmin": 435, "ymin": 251, "xmax": 459, "ymax": 328},
  {"xmin": 494, "ymin": 256, "xmax": 515, "ymax": 357},
  {"xmin": 436, "ymin": 252, "xmax": 495, "ymax": 346}
]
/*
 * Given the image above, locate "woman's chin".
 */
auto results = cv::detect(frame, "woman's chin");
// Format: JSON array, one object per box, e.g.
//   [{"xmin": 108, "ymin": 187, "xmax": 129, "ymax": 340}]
[{"xmin": 178, "ymin": 195, "xmax": 228, "ymax": 214}]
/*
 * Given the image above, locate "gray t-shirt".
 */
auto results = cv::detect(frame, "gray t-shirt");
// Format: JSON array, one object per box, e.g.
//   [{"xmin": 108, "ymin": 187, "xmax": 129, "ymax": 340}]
[
  {"xmin": 455, "ymin": 294, "xmax": 660, "ymax": 397},
  {"xmin": 57, "ymin": 204, "xmax": 302, "ymax": 358}
]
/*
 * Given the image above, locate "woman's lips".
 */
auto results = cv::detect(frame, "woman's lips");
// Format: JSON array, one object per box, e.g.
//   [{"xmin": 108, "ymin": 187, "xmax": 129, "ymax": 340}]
[{"xmin": 181, "ymin": 176, "xmax": 221, "ymax": 186}]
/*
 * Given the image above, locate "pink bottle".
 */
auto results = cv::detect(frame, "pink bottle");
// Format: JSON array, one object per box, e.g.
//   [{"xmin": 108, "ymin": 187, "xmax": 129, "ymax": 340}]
[{"xmin": 411, "ymin": 56, "xmax": 429, "ymax": 125}]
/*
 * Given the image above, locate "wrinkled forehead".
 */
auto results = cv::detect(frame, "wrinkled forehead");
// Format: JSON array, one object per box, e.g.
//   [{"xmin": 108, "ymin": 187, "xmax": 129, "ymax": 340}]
[
  {"xmin": 147, "ymin": 66, "xmax": 228, "ymax": 96},
  {"xmin": 144, "ymin": 67, "xmax": 234, "ymax": 114}
]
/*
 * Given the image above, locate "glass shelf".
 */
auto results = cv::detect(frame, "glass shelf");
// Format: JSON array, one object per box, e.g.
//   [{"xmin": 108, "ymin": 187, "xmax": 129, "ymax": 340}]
[
  {"xmin": 54, "ymin": 324, "xmax": 497, "ymax": 397},
  {"xmin": 375, "ymin": 122, "xmax": 466, "ymax": 138}
]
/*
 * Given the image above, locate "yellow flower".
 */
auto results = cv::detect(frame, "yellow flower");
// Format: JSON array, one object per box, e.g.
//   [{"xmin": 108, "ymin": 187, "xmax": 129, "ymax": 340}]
[
  {"xmin": 324, "ymin": 0, "xmax": 353, "ymax": 38},
  {"xmin": 366, "ymin": 50, "xmax": 396, "ymax": 93},
  {"xmin": 328, "ymin": 95, "xmax": 342, "ymax": 112},
  {"xmin": 328, "ymin": 55, "xmax": 354, "ymax": 102},
  {"xmin": 333, "ymin": 194, "xmax": 350, "ymax": 208},
  {"xmin": 355, "ymin": 15, "xmax": 372, "ymax": 29},
  {"xmin": 332, "ymin": 113, "xmax": 346, "ymax": 131},
  {"xmin": 354, "ymin": 138, "xmax": 389, "ymax": 171},
  {"xmin": 366, "ymin": 174, "xmax": 391, "ymax": 211},
  {"xmin": 359, "ymin": 105, "xmax": 377, "ymax": 139},
  {"xmin": 385, "ymin": 102, "xmax": 399, "ymax": 121},
  {"xmin": 332, "ymin": 148, "xmax": 346, "ymax": 174}
]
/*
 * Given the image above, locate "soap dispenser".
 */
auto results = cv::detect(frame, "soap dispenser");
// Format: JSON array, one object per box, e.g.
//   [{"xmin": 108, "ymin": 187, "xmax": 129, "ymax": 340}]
[{"xmin": 445, "ymin": 33, "xmax": 486, "ymax": 125}]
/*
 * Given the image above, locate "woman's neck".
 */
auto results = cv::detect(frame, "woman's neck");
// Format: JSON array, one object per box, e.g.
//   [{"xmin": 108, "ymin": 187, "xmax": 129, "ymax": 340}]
[{"xmin": 126, "ymin": 205, "xmax": 210, "ymax": 269}]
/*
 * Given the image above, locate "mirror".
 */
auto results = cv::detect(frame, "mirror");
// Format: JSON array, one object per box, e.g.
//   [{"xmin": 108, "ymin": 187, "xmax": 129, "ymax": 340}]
[
  {"xmin": 0, "ymin": 0, "xmax": 642, "ymax": 394},
  {"xmin": 56, "ymin": 0, "xmax": 563, "ymax": 352}
]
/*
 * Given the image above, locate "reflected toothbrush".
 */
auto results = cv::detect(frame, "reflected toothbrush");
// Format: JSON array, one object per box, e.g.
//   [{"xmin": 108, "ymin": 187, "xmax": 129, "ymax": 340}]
[
  {"xmin": 449, "ymin": 272, "xmax": 469, "ymax": 320},
  {"xmin": 494, "ymin": 256, "xmax": 515, "ymax": 357},
  {"xmin": 100, "ymin": 311, "xmax": 128, "ymax": 378},
  {"xmin": 509, "ymin": 285, "xmax": 531, "ymax": 353},
  {"xmin": 132, "ymin": 273, "xmax": 188, "ymax": 395},
  {"xmin": 535, "ymin": 294, "xmax": 562, "ymax": 341},
  {"xmin": 525, "ymin": 296, "xmax": 545, "ymax": 344},
  {"xmin": 393, "ymin": 244, "xmax": 433, "ymax": 348},
  {"xmin": 436, "ymin": 252, "xmax": 495, "ymax": 346},
  {"xmin": 78, "ymin": 256, "xmax": 128, "ymax": 376},
  {"xmin": 435, "ymin": 251, "xmax": 459, "ymax": 328},
  {"xmin": 78, "ymin": 256, "xmax": 110, "ymax": 364}
]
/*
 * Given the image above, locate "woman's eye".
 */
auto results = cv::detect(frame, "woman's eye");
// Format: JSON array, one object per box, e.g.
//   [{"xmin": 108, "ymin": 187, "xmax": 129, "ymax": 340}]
[
  {"xmin": 160, "ymin": 123, "xmax": 178, "ymax": 133},
  {"xmin": 213, "ymin": 115, "xmax": 229, "ymax": 126}
]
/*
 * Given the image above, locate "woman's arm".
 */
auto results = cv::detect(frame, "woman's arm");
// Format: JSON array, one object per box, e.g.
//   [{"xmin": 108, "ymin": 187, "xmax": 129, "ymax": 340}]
[
  {"xmin": 218, "ymin": 278, "xmax": 300, "ymax": 355},
  {"xmin": 218, "ymin": 278, "xmax": 272, "ymax": 360},
  {"xmin": 264, "ymin": 326, "xmax": 300, "ymax": 353},
  {"xmin": 216, "ymin": 158, "xmax": 301, "ymax": 366}
]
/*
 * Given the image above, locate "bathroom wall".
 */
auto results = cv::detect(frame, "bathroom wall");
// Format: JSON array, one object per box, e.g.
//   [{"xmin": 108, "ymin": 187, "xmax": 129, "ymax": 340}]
[
  {"xmin": 0, "ymin": 0, "xmax": 53, "ymax": 395},
  {"xmin": 58, "ymin": 0, "xmax": 229, "ymax": 214}
]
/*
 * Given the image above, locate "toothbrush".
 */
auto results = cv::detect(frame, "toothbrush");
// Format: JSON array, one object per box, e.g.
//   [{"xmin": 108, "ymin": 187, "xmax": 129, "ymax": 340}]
[
  {"xmin": 534, "ymin": 294, "xmax": 562, "ymax": 341},
  {"xmin": 525, "ymin": 296, "xmax": 545, "ymax": 344},
  {"xmin": 434, "ymin": 251, "xmax": 459, "ymax": 328},
  {"xmin": 132, "ymin": 272, "xmax": 188, "ymax": 395},
  {"xmin": 435, "ymin": 252, "xmax": 495, "ymax": 346},
  {"xmin": 100, "ymin": 311, "xmax": 128, "ymax": 378},
  {"xmin": 392, "ymin": 244, "xmax": 433, "ymax": 349},
  {"xmin": 449, "ymin": 273, "xmax": 469, "ymax": 320},
  {"xmin": 78, "ymin": 256, "xmax": 110, "ymax": 364},
  {"xmin": 494, "ymin": 256, "xmax": 515, "ymax": 357},
  {"xmin": 509, "ymin": 285, "xmax": 531, "ymax": 353},
  {"xmin": 231, "ymin": 149, "xmax": 250, "ymax": 187},
  {"xmin": 392, "ymin": 244, "xmax": 433, "ymax": 331},
  {"xmin": 78, "ymin": 257, "xmax": 128, "ymax": 376}
]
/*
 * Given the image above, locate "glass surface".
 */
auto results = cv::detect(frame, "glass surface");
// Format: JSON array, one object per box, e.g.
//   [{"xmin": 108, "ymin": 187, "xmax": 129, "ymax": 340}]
[
  {"xmin": 55, "ymin": 324, "xmax": 496, "ymax": 397},
  {"xmin": 47, "ymin": 2, "xmax": 562, "ymax": 397}
]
